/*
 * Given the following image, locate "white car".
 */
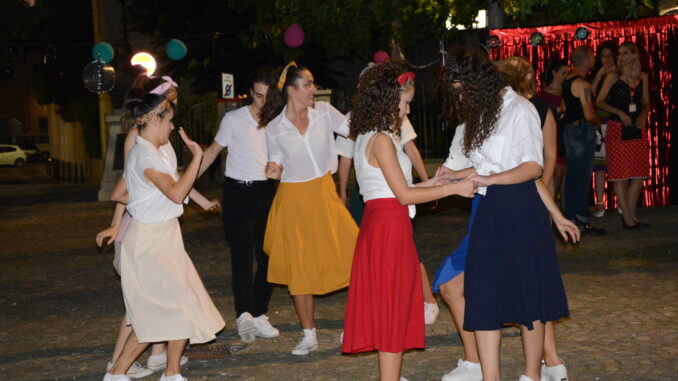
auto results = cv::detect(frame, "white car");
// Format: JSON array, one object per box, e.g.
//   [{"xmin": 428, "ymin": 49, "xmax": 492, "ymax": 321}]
[{"xmin": 0, "ymin": 144, "xmax": 28, "ymax": 167}]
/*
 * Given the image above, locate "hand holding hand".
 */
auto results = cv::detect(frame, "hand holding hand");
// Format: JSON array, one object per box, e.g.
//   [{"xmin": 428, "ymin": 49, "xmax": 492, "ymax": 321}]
[
  {"xmin": 202, "ymin": 198, "xmax": 221, "ymax": 211},
  {"xmin": 454, "ymin": 174, "xmax": 479, "ymax": 198},
  {"xmin": 96, "ymin": 225, "xmax": 119, "ymax": 247},
  {"xmin": 265, "ymin": 162, "xmax": 282, "ymax": 180},
  {"xmin": 435, "ymin": 165, "xmax": 454, "ymax": 180},
  {"xmin": 179, "ymin": 127, "xmax": 203, "ymax": 158}
]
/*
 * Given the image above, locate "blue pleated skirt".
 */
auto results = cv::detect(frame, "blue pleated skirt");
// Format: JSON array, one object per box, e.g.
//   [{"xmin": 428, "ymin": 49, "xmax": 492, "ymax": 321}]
[
  {"xmin": 432, "ymin": 194, "xmax": 480, "ymax": 293},
  {"xmin": 463, "ymin": 181, "xmax": 569, "ymax": 331}
]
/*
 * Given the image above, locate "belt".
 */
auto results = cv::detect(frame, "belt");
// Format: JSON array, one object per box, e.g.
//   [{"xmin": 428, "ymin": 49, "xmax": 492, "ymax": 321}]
[{"xmin": 224, "ymin": 176, "xmax": 271, "ymax": 186}]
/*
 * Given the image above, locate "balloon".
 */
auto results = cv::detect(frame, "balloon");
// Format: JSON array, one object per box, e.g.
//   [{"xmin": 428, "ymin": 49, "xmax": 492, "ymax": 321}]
[
  {"xmin": 284, "ymin": 24, "xmax": 304, "ymax": 48},
  {"xmin": 92, "ymin": 42, "xmax": 115, "ymax": 64},
  {"xmin": 166, "ymin": 39, "xmax": 188, "ymax": 61},
  {"xmin": 373, "ymin": 51, "xmax": 390, "ymax": 64}
]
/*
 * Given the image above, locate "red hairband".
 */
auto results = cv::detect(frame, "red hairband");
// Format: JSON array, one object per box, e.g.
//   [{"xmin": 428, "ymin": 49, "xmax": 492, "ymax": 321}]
[{"xmin": 397, "ymin": 71, "xmax": 415, "ymax": 86}]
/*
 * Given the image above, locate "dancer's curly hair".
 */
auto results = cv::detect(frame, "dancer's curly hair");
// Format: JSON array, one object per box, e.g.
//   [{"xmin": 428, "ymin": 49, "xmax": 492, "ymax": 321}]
[
  {"xmin": 443, "ymin": 49, "xmax": 506, "ymax": 156},
  {"xmin": 350, "ymin": 62, "xmax": 412, "ymax": 139}
]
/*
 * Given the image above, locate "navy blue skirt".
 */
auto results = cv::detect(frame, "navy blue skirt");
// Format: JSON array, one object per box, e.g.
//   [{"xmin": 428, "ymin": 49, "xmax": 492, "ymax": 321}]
[{"xmin": 463, "ymin": 181, "xmax": 569, "ymax": 331}]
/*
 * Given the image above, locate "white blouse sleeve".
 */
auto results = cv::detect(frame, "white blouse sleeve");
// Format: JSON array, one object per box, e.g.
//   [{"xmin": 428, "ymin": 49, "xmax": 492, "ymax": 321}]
[
  {"xmin": 323, "ymin": 102, "xmax": 349, "ymax": 137},
  {"xmin": 443, "ymin": 125, "xmax": 472, "ymax": 170},
  {"xmin": 335, "ymin": 135, "xmax": 354, "ymax": 159},
  {"xmin": 400, "ymin": 117, "xmax": 417, "ymax": 145},
  {"xmin": 513, "ymin": 106, "xmax": 544, "ymax": 167}
]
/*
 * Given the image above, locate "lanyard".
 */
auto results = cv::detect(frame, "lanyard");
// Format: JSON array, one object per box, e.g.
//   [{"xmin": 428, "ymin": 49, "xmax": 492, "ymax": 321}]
[{"xmin": 626, "ymin": 78, "xmax": 639, "ymax": 100}]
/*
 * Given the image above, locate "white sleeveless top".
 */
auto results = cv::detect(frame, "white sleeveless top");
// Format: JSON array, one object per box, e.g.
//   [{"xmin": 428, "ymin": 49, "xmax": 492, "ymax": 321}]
[{"xmin": 354, "ymin": 131, "xmax": 416, "ymax": 218}]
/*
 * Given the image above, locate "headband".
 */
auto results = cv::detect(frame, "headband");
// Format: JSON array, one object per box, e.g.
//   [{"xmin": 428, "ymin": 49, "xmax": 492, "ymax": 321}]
[
  {"xmin": 149, "ymin": 76, "xmax": 179, "ymax": 95},
  {"xmin": 134, "ymin": 100, "xmax": 169, "ymax": 128},
  {"xmin": 397, "ymin": 71, "xmax": 415, "ymax": 86},
  {"xmin": 277, "ymin": 61, "xmax": 297, "ymax": 90}
]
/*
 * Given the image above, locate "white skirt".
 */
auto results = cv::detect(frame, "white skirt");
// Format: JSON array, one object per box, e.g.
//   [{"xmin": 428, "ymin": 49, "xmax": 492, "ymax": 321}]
[{"xmin": 121, "ymin": 218, "xmax": 225, "ymax": 344}]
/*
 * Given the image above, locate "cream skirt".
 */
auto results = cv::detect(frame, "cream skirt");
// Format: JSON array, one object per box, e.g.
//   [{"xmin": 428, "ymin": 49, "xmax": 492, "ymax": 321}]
[{"xmin": 121, "ymin": 218, "xmax": 225, "ymax": 344}]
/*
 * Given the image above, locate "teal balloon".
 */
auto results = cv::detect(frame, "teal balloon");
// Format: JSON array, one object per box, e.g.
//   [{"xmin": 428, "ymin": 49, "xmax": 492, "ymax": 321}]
[
  {"xmin": 166, "ymin": 39, "xmax": 187, "ymax": 61},
  {"xmin": 92, "ymin": 42, "xmax": 115, "ymax": 64}
]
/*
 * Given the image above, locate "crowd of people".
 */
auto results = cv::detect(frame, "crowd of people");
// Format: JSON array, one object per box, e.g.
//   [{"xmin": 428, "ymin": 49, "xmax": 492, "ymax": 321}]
[{"xmin": 95, "ymin": 40, "xmax": 650, "ymax": 381}]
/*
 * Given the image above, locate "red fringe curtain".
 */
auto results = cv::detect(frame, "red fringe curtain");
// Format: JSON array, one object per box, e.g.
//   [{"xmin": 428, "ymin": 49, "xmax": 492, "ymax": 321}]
[{"xmin": 490, "ymin": 15, "xmax": 677, "ymax": 207}]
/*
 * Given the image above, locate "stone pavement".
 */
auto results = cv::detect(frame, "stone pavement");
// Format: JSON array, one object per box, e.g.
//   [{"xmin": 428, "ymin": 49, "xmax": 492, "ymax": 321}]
[{"xmin": 0, "ymin": 167, "xmax": 676, "ymax": 380}]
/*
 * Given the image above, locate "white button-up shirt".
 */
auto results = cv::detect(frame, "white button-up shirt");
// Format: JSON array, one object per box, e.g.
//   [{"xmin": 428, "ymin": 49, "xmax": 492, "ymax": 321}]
[
  {"xmin": 125, "ymin": 136, "xmax": 184, "ymax": 224},
  {"xmin": 214, "ymin": 106, "xmax": 268, "ymax": 181},
  {"xmin": 443, "ymin": 87, "xmax": 543, "ymax": 195},
  {"xmin": 266, "ymin": 101, "xmax": 349, "ymax": 183},
  {"xmin": 335, "ymin": 115, "xmax": 418, "ymax": 159}
]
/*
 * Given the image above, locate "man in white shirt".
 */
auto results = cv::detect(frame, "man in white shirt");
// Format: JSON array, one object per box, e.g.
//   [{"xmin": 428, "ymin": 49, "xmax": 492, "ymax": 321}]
[{"xmin": 197, "ymin": 68, "xmax": 280, "ymax": 343}]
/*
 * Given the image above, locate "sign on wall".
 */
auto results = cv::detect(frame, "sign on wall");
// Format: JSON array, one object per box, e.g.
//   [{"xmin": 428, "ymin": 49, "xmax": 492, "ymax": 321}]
[{"xmin": 221, "ymin": 73, "xmax": 234, "ymax": 99}]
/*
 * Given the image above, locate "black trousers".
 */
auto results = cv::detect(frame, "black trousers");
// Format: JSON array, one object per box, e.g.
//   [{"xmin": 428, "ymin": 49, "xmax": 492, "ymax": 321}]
[{"xmin": 222, "ymin": 178, "xmax": 276, "ymax": 318}]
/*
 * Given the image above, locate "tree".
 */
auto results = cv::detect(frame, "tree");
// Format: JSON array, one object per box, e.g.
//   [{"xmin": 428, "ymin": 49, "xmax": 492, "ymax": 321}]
[
  {"xmin": 497, "ymin": 0, "xmax": 657, "ymax": 27},
  {"xmin": 121, "ymin": 0, "xmax": 656, "ymax": 95}
]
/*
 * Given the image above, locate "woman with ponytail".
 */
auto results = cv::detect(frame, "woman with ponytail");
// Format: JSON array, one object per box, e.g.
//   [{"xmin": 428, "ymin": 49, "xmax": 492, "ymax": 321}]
[{"xmin": 261, "ymin": 62, "xmax": 358, "ymax": 355}]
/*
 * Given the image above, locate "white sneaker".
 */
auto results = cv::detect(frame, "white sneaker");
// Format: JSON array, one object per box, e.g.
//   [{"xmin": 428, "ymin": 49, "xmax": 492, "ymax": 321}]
[
  {"xmin": 519, "ymin": 376, "xmax": 535, "ymax": 381},
  {"xmin": 541, "ymin": 362, "xmax": 569, "ymax": 381},
  {"xmin": 146, "ymin": 352, "xmax": 189, "ymax": 372},
  {"xmin": 592, "ymin": 203, "xmax": 605, "ymax": 218},
  {"xmin": 291, "ymin": 328, "xmax": 318, "ymax": 355},
  {"xmin": 400, "ymin": 377, "xmax": 409, "ymax": 381},
  {"xmin": 103, "ymin": 373, "xmax": 131, "ymax": 381},
  {"xmin": 425, "ymin": 301, "xmax": 440, "ymax": 325},
  {"xmin": 441, "ymin": 358, "xmax": 482, "ymax": 381},
  {"xmin": 106, "ymin": 362, "xmax": 153, "ymax": 379},
  {"xmin": 253, "ymin": 314, "xmax": 280, "ymax": 338},
  {"xmin": 236, "ymin": 312, "xmax": 256, "ymax": 343},
  {"xmin": 159, "ymin": 373, "xmax": 187, "ymax": 381}
]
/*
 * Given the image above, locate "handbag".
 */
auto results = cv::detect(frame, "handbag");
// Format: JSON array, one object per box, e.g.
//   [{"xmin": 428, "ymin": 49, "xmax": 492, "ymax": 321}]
[{"xmin": 621, "ymin": 125, "xmax": 642, "ymax": 141}]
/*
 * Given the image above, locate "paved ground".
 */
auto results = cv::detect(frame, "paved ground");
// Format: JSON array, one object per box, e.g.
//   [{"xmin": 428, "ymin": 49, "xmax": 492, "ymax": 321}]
[{"xmin": 0, "ymin": 164, "xmax": 676, "ymax": 380}]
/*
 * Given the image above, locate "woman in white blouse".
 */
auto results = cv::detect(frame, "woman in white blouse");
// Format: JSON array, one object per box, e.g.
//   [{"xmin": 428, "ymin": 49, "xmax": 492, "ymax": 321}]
[
  {"xmin": 259, "ymin": 62, "xmax": 359, "ymax": 355},
  {"xmin": 435, "ymin": 49, "xmax": 573, "ymax": 381},
  {"xmin": 104, "ymin": 92, "xmax": 224, "ymax": 381}
]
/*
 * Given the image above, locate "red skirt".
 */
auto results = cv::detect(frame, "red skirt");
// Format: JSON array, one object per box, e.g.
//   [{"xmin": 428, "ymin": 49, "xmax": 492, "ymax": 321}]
[
  {"xmin": 342, "ymin": 198, "xmax": 424, "ymax": 354},
  {"xmin": 606, "ymin": 120, "xmax": 650, "ymax": 181}
]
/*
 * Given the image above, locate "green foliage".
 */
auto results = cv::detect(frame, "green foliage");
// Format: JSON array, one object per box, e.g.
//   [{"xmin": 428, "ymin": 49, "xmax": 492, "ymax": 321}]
[
  {"xmin": 502, "ymin": 0, "xmax": 656, "ymax": 26},
  {"xmin": 233, "ymin": 0, "xmax": 455, "ymax": 61}
]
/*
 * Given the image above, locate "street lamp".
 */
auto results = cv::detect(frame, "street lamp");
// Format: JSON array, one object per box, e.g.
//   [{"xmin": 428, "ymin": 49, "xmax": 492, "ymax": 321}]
[{"xmin": 131, "ymin": 52, "xmax": 156, "ymax": 76}]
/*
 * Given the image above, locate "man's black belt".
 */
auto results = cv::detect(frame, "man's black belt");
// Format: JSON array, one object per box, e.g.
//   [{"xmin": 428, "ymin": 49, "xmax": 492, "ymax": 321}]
[{"xmin": 224, "ymin": 176, "xmax": 271, "ymax": 186}]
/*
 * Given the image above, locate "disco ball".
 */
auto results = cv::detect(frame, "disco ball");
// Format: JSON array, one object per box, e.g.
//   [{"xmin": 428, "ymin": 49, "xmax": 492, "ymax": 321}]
[
  {"xmin": 529, "ymin": 32, "xmax": 545, "ymax": 47},
  {"xmin": 575, "ymin": 27, "xmax": 590, "ymax": 40},
  {"xmin": 82, "ymin": 57, "xmax": 116, "ymax": 94}
]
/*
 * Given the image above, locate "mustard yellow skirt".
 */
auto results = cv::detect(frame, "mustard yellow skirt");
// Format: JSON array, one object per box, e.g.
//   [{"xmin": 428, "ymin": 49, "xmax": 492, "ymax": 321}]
[{"xmin": 264, "ymin": 173, "xmax": 359, "ymax": 295}]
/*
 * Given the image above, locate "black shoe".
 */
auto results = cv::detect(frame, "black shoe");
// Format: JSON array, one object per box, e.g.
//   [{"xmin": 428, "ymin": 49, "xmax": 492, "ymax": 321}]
[
  {"xmin": 576, "ymin": 221, "xmax": 606, "ymax": 236},
  {"xmin": 636, "ymin": 222, "xmax": 650, "ymax": 228},
  {"xmin": 621, "ymin": 217, "xmax": 642, "ymax": 230}
]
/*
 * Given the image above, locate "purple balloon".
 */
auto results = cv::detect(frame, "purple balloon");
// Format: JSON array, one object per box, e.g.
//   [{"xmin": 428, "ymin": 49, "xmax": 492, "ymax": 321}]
[
  {"xmin": 284, "ymin": 24, "xmax": 305, "ymax": 48},
  {"xmin": 373, "ymin": 51, "xmax": 390, "ymax": 64}
]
